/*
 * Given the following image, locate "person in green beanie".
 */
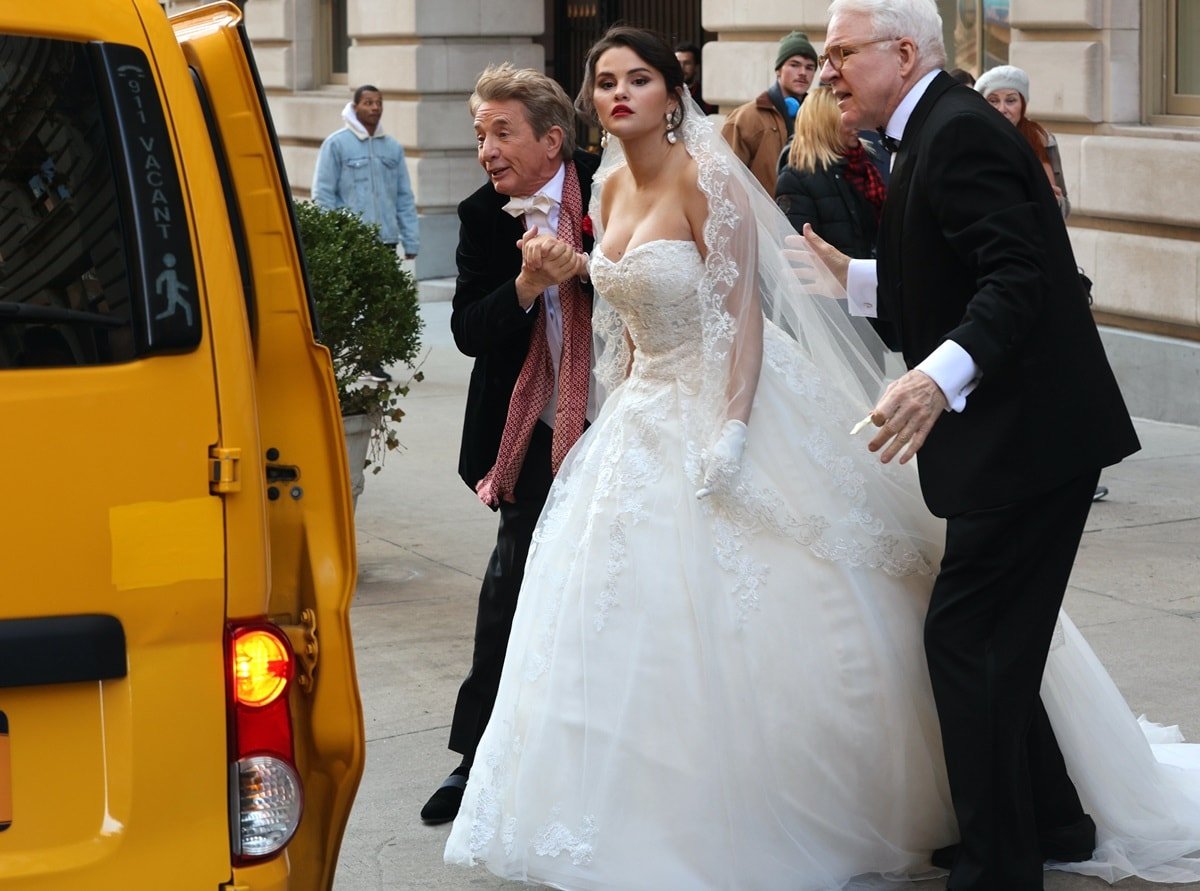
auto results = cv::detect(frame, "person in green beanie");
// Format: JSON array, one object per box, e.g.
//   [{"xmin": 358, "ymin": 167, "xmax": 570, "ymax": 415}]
[{"xmin": 720, "ymin": 29, "xmax": 818, "ymax": 193}]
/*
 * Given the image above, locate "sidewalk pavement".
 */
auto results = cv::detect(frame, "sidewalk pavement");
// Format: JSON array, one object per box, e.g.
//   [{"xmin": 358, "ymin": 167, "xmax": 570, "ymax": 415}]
[{"xmin": 333, "ymin": 300, "xmax": 1200, "ymax": 891}]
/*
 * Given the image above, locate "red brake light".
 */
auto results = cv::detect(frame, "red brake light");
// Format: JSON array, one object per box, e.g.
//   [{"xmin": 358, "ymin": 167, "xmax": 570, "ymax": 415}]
[{"xmin": 226, "ymin": 620, "xmax": 302, "ymax": 863}]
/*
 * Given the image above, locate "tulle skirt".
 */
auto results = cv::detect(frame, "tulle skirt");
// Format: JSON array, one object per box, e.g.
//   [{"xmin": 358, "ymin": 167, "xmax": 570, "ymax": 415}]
[{"xmin": 444, "ymin": 338, "xmax": 1200, "ymax": 889}]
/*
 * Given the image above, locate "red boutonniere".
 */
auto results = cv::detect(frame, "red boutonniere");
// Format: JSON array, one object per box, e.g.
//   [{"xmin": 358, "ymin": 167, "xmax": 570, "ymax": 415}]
[{"xmin": 580, "ymin": 214, "xmax": 594, "ymax": 238}]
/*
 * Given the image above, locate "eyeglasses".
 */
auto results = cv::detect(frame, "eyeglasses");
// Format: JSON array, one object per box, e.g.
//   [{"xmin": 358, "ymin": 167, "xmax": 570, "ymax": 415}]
[{"xmin": 818, "ymin": 37, "xmax": 895, "ymax": 72}]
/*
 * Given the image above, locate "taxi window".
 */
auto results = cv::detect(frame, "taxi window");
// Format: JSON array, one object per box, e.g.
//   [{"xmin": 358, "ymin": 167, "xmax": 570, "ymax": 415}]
[{"xmin": 0, "ymin": 36, "xmax": 200, "ymax": 369}]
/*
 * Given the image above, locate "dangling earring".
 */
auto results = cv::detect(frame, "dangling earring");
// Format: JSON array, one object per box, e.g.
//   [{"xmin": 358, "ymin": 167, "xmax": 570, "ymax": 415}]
[
  {"xmin": 665, "ymin": 106, "xmax": 681, "ymax": 144},
  {"xmin": 600, "ymin": 129, "xmax": 609, "ymax": 149}
]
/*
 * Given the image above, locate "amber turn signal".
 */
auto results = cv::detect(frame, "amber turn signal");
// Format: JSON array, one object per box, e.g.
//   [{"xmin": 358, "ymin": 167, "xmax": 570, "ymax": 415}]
[{"xmin": 231, "ymin": 627, "xmax": 292, "ymax": 707}]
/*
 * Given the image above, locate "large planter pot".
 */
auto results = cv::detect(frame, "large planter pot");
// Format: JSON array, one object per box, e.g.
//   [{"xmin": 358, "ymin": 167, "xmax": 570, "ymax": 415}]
[{"xmin": 341, "ymin": 413, "xmax": 373, "ymax": 507}]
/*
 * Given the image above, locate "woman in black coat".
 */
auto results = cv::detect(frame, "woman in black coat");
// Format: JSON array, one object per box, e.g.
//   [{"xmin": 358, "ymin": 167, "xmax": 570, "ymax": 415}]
[
  {"xmin": 776, "ymin": 84, "xmax": 885, "ymax": 261},
  {"xmin": 776, "ymin": 85, "xmax": 897, "ymax": 350}
]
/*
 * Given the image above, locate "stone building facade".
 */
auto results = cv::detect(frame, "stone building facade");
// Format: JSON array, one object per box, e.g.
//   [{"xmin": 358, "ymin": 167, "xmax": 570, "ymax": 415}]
[{"xmin": 161, "ymin": 0, "xmax": 1198, "ymax": 425}]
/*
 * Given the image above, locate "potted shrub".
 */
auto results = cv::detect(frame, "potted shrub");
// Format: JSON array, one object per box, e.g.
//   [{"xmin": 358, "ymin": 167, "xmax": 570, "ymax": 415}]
[{"xmin": 294, "ymin": 200, "xmax": 423, "ymax": 502}]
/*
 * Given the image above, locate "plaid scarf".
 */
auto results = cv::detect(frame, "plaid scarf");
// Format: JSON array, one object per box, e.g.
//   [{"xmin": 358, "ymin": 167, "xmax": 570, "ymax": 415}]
[
  {"xmin": 842, "ymin": 141, "xmax": 886, "ymax": 220},
  {"xmin": 475, "ymin": 161, "xmax": 591, "ymax": 508}
]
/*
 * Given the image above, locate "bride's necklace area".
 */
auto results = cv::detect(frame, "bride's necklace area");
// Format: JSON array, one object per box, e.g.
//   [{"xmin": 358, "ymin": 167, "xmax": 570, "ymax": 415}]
[{"xmin": 602, "ymin": 139, "xmax": 688, "ymax": 261}]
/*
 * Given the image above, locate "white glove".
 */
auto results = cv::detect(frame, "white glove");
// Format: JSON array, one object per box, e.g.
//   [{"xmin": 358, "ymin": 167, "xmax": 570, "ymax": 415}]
[{"xmin": 696, "ymin": 419, "xmax": 748, "ymax": 499}]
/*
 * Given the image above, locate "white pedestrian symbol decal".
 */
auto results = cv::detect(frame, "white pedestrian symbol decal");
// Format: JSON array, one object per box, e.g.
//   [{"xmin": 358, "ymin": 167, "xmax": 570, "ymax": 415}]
[{"xmin": 155, "ymin": 253, "xmax": 192, "ymax": 326}]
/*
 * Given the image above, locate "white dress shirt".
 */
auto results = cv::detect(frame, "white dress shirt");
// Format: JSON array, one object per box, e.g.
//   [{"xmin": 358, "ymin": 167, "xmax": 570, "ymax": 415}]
[
  {"xmin": 514, "ymin": 164, "xmax": 568, "ymax": 429},
  {"xmin": 845, "ymin": 69, "xmax": 981, "ymax": 413}
]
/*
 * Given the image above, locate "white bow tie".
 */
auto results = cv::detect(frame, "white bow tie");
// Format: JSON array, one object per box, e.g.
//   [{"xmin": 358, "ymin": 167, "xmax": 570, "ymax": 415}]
[{"xmin": 503, "ymin": 192, "xmax": 557, "ymax": 219}]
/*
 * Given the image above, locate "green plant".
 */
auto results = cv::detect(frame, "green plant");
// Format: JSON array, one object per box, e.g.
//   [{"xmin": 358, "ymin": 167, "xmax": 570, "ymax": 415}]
[{"xmin": 294, "ymin": 200, "xmax": 424, "ymax": 470}]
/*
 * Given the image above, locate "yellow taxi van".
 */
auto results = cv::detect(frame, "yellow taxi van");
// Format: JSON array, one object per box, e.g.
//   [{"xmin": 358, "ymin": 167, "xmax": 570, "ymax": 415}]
[{"xmin": 0, "ymin": 1, "xmax": 365, "ymax": 888}]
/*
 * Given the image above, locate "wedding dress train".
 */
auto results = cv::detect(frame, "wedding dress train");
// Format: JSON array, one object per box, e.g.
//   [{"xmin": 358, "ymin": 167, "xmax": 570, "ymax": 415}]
[
  {"xmin": 443, "ymin": 237, "xmax": 1200, "ymax": 889},
  {"xmin": 444, "ymin": 100, "xmax": 1200, "ymax": 889}
]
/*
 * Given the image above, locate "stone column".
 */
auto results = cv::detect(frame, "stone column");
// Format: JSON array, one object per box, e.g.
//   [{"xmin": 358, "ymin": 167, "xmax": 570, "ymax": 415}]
[
  {"xmin": 699, "ymin": 0, "xmax": 830, "ymax": 110},
  {"xmin": 163, "ymin": 0, "xmax": 313, "ymax": 91},
  {"xmin": 1011, "ymin": 0, "xmax": 1200, "ymax": 424},
  {"xmin": 241, "ymin": 0, "xmax": 318, "ymax": 92},
  {"xmin": 339, "ymin": 0, "xmax": 545, "ymax": 279}
]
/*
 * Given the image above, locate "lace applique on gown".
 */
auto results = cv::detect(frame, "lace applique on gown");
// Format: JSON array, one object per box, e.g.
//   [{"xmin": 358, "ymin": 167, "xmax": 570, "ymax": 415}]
[
  {"xmin": 450, "ymin": 70, "xmax": 1200, "ymax": 884},
  {"xmin": 444, "ymin": 239, "xmax": 1200, "ymax": 889},
  {"xmin": 445, "ymin": 239, "xmax": 955, "ymax": 889}
]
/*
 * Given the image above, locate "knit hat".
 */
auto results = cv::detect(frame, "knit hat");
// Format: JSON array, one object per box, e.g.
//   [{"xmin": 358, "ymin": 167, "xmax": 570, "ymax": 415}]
[
  {"xmin": 974, "ymin": 65, "xmax": 1030, "ymax": 104},
  {"xmin": 775, "ymin": 31, "xmax": 817, "ymax": 69}
]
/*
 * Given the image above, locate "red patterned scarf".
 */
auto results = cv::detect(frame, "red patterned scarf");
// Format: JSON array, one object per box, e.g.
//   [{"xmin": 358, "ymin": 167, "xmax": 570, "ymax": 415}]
[
  {"xmin": 843, "ymin": 141, "xmax": 887, "ymax": 219},
  {"xmin": 475, "ymin": 161, "xmax": 591, "ymax": 508}
]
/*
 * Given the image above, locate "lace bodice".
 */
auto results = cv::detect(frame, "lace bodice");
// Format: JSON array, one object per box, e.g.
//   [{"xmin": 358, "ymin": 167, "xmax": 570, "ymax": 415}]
[{"xmin": 590, "ymin": 239, "xmax": 705, "ymax": 379}]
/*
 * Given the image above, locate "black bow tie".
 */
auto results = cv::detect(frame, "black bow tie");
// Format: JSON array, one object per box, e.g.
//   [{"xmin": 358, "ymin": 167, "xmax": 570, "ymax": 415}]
[{"xmin": 876, "ymin": 127, "xmax": 901, "ymax": 154}]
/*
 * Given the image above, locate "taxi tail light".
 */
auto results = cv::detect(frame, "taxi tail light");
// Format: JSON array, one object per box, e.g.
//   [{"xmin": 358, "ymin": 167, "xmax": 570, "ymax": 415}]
[{"xmin": 226, "ymin": 621, "xmax": 304, "ymax": 863}]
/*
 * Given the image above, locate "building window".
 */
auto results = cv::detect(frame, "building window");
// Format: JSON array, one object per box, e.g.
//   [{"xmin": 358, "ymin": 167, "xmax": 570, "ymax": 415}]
[
  {"xmin": 1168, "ymin": 0, "xmax": 1200, "ymax": 115},
  {"xmin": 320, "ymin": 0, "xmax": 349, "ymax": 84},
  {"xmin": 331, "ymin": 0, "xmax": 349, "ymax": 77},
  {"xmin": 942, "ymin": 0, "xmax": 1010, "ymax": 78}
]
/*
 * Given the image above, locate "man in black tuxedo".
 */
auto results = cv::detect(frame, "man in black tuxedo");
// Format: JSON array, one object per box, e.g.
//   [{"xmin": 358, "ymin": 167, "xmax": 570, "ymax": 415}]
[
  {"xmin": 421, "ymin": 63, "xmax": 599, "ymax": 824},
  {"xmin": 804, "ymin": 1, "xmax": 1140, "ymax": 887}
]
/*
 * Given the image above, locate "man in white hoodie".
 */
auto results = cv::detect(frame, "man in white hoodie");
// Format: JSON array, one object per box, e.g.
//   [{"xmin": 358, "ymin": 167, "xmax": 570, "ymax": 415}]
[{"xmin": 312, "ymin": 85, "xmax": 420, "ymax": 260}]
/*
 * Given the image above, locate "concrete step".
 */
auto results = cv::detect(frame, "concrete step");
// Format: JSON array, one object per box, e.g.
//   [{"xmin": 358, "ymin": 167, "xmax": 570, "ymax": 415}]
[{"xmin": 417, "ymin": 277, "xmax": 455, "ymax": 304}]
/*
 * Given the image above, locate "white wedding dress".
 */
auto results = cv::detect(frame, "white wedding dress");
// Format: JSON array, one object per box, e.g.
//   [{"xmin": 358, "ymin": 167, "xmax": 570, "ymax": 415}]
[{"xmin": 444, "ymin": 101, "xmax": 1200, "ymax": 890}]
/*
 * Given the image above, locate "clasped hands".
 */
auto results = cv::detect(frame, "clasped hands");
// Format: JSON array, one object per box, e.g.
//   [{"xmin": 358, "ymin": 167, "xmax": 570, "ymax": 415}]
[{"xmin": 515, "ymin": 226, "xmax": 589, "ymax": 309}]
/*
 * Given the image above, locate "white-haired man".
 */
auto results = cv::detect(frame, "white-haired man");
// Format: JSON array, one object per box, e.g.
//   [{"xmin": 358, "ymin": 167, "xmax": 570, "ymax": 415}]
[{"xmin": 804, "ymin": 1, "xmax": 1139, "ymax": 887}]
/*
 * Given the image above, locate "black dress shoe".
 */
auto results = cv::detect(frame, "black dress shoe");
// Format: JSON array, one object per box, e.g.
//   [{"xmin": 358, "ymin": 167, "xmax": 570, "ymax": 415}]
[
  {"xmin": 1040, "ymin": 813, "xmax": 1097, "ymax": 862},
  {"xmin": 931, "ymin": 816, "xmax": 1096, "ymax": 870},
  {"xmin": 931, "ymin": 843, "xmax": 957, "ymax": 870},
  {"xmin": 421, "ymin": 772, "xmax": 468, "ymax": 825}
]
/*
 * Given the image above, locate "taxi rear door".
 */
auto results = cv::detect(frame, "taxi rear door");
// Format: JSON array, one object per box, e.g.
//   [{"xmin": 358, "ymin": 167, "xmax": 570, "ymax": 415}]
[{"xmin": 168, "ymin": 5, "xmax": 366, "ymax": 888}]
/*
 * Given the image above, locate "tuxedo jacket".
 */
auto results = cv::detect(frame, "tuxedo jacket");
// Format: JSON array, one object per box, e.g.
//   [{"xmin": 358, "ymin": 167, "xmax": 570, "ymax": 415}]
[
  {"xmin": 878, "ymin": 72, "xmax": 1138, "ymax": 517},
  {"xmin": 452, "ymin": 149, "xmax": 600, "ymax": 493}
]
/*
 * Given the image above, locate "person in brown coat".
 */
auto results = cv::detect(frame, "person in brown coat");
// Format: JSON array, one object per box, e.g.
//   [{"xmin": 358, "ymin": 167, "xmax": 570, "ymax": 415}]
[{"xmin": 720, "ymin": 30, "xmax": 817, "ymax": 193}]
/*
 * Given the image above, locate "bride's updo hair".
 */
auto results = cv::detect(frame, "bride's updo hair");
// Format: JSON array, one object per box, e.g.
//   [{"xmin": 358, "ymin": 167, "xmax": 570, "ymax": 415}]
[{"xmin": 575, "ymin": 26, "xmax": 687, "ymax": 136}]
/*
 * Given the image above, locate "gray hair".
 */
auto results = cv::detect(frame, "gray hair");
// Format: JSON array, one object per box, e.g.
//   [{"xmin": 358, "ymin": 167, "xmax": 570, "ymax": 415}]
[
  {"xmin": 827, "ymin": 0, "xmax": 947, "ymax": 71},
  {"xmin": 469, "ymin": 63, "xmax": 577, "ymax": 159}
]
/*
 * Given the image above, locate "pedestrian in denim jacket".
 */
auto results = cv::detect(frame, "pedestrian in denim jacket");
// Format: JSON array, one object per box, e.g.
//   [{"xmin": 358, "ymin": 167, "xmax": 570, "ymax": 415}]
[{"xmin": 312, "ymin": 85, "xmax": 420, "ymax": 258}]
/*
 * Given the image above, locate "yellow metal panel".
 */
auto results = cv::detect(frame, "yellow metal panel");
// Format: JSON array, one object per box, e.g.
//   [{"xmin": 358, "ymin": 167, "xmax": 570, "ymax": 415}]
[
  {"xmin": 109, "ymin": 497, "xmax": 225, "ymax": 590},
  {"xmin": 172, "ymin": 3, "xmax": 364, "ymax": 889},
  {"xmin": 0, "ymin": 0, "xmax": 362, "ymax": 887},
  {"xmin": 0, "ymin": 1, "xmax": 230, "ymax": 887}
]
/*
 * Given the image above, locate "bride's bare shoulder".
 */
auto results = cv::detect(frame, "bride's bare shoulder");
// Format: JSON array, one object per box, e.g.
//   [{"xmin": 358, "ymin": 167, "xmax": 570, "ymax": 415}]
[
  {"xmin": 598, "ymin": 164, "xmax": 631, "ymax": 226},
  {"xmin": 674, "ymin": 155, "xmax": 706, "ymax": 202},
  {"xmin": 668, "ymin": 155, "xmax": 707, "ymax": 254},
  {"xmin": 675, "ymin": 152, "xmax": 700, "ymax": 182}
]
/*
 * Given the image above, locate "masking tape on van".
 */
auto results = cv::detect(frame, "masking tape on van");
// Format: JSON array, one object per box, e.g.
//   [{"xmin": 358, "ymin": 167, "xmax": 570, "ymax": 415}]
[{"xmin": 110, "ymin": 498, "xmax": 224, "ymax": 591}]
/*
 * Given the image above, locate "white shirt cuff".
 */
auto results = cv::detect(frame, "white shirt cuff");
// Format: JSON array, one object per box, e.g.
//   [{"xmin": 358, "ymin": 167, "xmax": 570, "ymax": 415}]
[
  {"xmin": 846, "ymin": 260, "xmax": 878, "ymax": 318},
  {"xmin": 917, "ymin": 341, "xmax": 981, "ymax": 413}
]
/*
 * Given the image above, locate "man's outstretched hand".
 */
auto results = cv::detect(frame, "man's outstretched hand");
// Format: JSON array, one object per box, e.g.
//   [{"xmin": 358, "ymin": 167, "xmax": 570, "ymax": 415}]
[
  {"xmin": 798, "ymin": 224, "xmax": 850, "ymax": 291},
  {"xmin": 865, "ymin": 370, "xmax": 947, "ymax": 464}
]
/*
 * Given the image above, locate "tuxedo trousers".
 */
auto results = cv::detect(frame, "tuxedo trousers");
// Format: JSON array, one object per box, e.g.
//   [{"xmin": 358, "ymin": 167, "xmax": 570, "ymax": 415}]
[
  {"xmin": 925, "ymin": 469, "xmax": 1101, "ymax": 891},
  {"xmin": 449, "ymin": 421, "xmax": 554, "ymax": 766}
]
